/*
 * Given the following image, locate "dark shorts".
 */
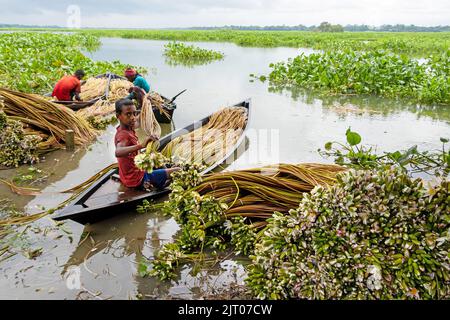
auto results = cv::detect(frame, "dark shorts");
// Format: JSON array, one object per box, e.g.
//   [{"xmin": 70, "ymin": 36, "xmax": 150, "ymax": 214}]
[{"xmin": 141, "ymin": 169, "xmax": 168, "ymax": 189}]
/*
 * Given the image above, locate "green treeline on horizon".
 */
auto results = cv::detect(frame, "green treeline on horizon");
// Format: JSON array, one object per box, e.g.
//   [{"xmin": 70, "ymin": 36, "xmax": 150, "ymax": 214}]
[{"xmin": 1, "ymin": 22, "xmax": 450, "ymax": 32}]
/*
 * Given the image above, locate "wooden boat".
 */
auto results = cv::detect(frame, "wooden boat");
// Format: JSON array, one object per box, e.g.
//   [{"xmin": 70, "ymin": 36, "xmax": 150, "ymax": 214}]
[
  {"xmin": 46, "ymin": 73, "xmax": 180, "ymax": 123},
  {"xmin": 107, "ymin": 73, "xmax": 179, "ymax": 124},
  {"xmin": 52, "ymin": 99, "xmax": 251, "ymax": 225},
  {"xmin": 45, "ymin": 73, "xmax": 111, "ymax": 110}
]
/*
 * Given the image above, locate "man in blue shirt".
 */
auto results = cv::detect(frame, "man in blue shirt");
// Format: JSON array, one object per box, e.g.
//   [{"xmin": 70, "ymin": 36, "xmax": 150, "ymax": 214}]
[{"xmin": 124, "ymin": 68, "xmax": 150, "ymax": 108}]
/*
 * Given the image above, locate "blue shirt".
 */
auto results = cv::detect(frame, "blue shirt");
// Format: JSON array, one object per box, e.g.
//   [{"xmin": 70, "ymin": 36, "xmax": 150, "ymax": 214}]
[
  {"xmin": 126, "ymin": 75, "xmax": 150, "ymax": 100},
  {"xmin": 133, "ymin": 75, "xmax": 150, "ymax": 93}
]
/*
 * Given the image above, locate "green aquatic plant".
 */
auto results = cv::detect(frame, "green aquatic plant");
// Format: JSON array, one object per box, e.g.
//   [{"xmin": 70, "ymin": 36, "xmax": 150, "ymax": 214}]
[
  {"xmin": 85, "ymin": 115, "xmax": 118, "ymax": 130},
  {"xmin": 264, "ymin": 49, "xmax": 450, "ymax": 105},
  {"xmin": 319, "ymin": 128, "xmax": 450, "ymax": 178},
  {"xmin": 77, "ymin": 29, "xmax": 450, "ymax": 56},
  {"xmin": 0, "ymin": 32, "xmax": 144, "ymax": 94},
  {"xmin": 246, "ymin": 168, "xmax": 449, "ymax": 299},
  {"xmin": 163, "ymin": 42, "xmax": 224, "ymax": 66},
  {"xmin": 0, "ymin": 111, "xmax": 41, "ymax": 167},
  {"xmin": 140, "ymin": 163, "xmax": 344, "ymax": 280}
]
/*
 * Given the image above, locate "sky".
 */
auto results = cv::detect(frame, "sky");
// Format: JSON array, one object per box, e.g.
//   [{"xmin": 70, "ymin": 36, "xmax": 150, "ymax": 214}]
[{"xmin": 0, "ymin": 0, "xmax": 449, "ymax": 28}]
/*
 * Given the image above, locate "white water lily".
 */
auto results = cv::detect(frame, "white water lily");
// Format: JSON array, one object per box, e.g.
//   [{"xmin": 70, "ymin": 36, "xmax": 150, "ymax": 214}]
[{"xmin": 366, "ymin": 265, "xmax": 383, "ymax": 291}]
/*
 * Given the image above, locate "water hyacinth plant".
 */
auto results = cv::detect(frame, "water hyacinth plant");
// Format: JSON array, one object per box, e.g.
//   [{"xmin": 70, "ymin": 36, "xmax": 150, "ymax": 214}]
[
  {"xmin": 134, "ymin": 150, "xmax": 169, "ymax": 174},
  {"xmin": 246, "ymin": 168, "xmax": 449, "ymax": 300},
  {"xmin": 138, "ymin": 163, "xmax": 346, "ymax": 280},
  {"xmin": 163, "ymin": 42, "xmax": 224, "ymax": 66},
  {"xmin": 0, "ymin": 32, "xmax": 144, "ymax": 94},
  {"xmin": 319, "ymin": 128, "xmax": 450, "ymax": 178},
  {"xmin": 264, "ymin": 49, "xmax": 450, "ymax": 105},
  {"xmin": 81, "ymin": 29, "xmax": 450, "ymax": 56}
]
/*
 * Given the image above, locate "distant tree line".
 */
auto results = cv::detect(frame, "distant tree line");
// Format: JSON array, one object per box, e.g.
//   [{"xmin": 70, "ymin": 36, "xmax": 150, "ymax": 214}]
[
  {"xmin": 1, "ymin": 22, "xmax": 449, "ymax": 32},
  {"xmin": 345, "ymin": 24, "xmax": 450, "ymax": 32},
  {"xmin": 190, "ymin": 22, "xmax": 450, "ymax": 32},
  {"xmin": 0, "ymin": 23, "xmax": 60, "ymax": 28}
]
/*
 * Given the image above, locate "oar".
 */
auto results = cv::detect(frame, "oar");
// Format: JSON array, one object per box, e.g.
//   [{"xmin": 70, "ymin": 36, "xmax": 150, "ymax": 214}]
[{"xmin": 168, "ymin": 89, "xmax": 187, "ymax": 104}]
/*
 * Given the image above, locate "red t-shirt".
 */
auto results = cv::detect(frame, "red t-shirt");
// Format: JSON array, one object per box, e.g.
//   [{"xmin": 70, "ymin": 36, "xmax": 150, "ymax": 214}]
[
  {"xmin": 52, "ymin": 75, "xmax": 81, "ymax": 101},
  {"xmin": 114, "ymin": 127, "xmax": 145, "ymax": 188}
]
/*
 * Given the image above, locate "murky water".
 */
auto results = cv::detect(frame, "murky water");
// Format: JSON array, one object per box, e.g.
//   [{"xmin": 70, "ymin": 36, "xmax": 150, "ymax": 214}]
[{"xmin": 1, "ymin": 37, "xmax": 449, "ymax": 299}]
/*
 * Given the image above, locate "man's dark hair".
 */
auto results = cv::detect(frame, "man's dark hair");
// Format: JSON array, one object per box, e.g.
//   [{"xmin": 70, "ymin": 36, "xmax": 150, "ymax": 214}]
[
  {"xmin": 74, "ymin": 69, "xmax": 85, "ymax": 78},
  {"xmin": 115, "ymin": 98, "xmax": 134, "ymax": 114}
]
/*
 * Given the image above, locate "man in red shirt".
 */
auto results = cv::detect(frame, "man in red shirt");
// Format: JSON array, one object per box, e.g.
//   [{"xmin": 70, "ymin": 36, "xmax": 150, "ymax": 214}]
[
  {"xmin": 114, "ymin": 99, "xmax": 179, "ymax": 189},
  {"xmin": 52, "ymin": 69, "xmax": 85, "ymax": 101}
]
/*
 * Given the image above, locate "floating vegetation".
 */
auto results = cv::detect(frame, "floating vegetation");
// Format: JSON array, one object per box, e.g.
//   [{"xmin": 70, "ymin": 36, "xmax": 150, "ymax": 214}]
[
  {"xmin": 82, "ymin": 30, "xmax": 450, "ymax": 56},
  {"xmin": 0, "ymin": 200, "xmax": 37, "ymax": 263},
  {"xmin": 0, "ymin": 88, "xmax": 96, "ymax": 156},
  {"xmin": 161, "ymin": 106, "xmax": 247, "ymax": 166},
  {"xmin": 138, "ymin": 163, "xmax": 345, "ymax": 280},
  {"xmin": 319, "ymin": 128, "xmax": 450, "ymax": 179},
  {"xmin": 164, "ymin": 42, "xmax": 224, "ymax": 66},
  {"xmin": 246, "ymin": 168, "xmax": 449, "ymax": 300},
  {"xmin": 85, "ymin": 115, "xmax": 117, "ymax": 130},
  {"xmin": 0, "ymin": 32, "xmax": 143, "ymax": 94},
  {"xmin": 263, "ymin": 49, "xmax": 450, "ymax": 105}
]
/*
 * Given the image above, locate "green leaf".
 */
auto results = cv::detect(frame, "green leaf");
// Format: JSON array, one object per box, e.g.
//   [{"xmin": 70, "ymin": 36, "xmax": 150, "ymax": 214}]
[
  {"xmin": 325, "ymin": 142, "xmax": 333, "ymax": 150},
  {"xmin": 346, "ymin": 128, "xmax": 361, "ymax": 146},
  {"xmin": 440, "ymin": 137, "xmax": 449, "ymax": 143},
  {"xmin": 138, "ymin": 260, "xmax": 149, "ymax": 277},
  {"xmin": 389, "ymin": 151, "xmax": 402, "ymax": 161}
]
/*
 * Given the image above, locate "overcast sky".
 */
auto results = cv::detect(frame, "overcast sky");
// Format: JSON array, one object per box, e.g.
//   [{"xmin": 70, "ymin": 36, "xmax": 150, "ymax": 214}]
[{"xmin": 0, "ymin": 0, "xmax": 449, "ymax": 28}]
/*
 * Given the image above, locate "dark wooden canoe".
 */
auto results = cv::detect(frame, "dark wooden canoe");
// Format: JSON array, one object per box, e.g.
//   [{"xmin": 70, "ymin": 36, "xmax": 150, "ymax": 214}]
[
  {"xmin": 52, "ymin": 99, "xmax": 251, "ymax": 225},
  {"xmin": 45, "ymin": 73, "xmax": 111, "ymax": 110},
  {"xmin": 47, "ymin": 73, "xmax": 178, "ymax": 122},
  {"xmin": 107, "ymin": 73, "xmax": 178, "ymax": 123}
]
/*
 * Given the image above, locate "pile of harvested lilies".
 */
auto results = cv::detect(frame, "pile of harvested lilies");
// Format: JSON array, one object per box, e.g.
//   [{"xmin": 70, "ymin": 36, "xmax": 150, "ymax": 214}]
[
  {"xmin": 161, "ymin": 106, "xmax": 247, "ymax": 165},
  {"xmin": 138, "ymin": 162, "xmax": 346, "ymax": 280},
  {"xmin": 78, "ymin": 77, "xmax": 108, "ymax": 101},
  {"xmin": 0, "ymin": 88, "xmax": 96, "ymax": 146},
  {"xmin": 0, "ymin": 88, "xmax": 96, "ymax": 149}
]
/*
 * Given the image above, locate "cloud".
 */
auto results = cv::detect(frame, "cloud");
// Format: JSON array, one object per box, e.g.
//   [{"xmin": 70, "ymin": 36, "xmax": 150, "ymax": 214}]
[{"xmin": 0, "ymin": 0, "xmax": 448, "ymax": 27}]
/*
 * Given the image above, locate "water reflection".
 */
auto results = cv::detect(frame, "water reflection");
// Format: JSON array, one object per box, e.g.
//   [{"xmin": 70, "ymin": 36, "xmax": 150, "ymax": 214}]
[
  {"xmin": 268, "ymin": 85, "xmax": 450, "ymax": 123},
  {"xmin": 164, "ymin": 57, "xmax": 223, "ymax": 68}
]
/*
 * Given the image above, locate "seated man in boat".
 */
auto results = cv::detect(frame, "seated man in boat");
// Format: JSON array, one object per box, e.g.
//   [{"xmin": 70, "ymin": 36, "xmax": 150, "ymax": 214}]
[
  {"xmin": 114, "ymin": 98, "xmax": 179, "ymax": 190},
  {"xmin": 52, "ymin": 69, "xmax": 85, "ymax": 101},
  {"xmin": 124, "ymin": 68, "xmax": 150, "ymax": 109}
]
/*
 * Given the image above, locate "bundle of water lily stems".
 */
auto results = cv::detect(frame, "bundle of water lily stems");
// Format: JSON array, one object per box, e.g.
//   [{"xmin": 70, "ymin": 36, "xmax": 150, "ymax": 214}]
[
  {"xmin": 194, "ymin": 163, "xmax": 346, "ymax": 226},
  {"xmin": 77, "ymin": 99, "xmax": 115, "ymax": 118},
  {"xmin": 161, "ymin": 107, "xmax": 247, "ymax": 165},
  {"xmin": 149, "ymin": 92, "xmax": 171, "ymax": 119},
  {"xmin": 79, "ymin": 77, "xmax": 108, "ymax": 101},
  {"xmin": 76, "ymin": 79, "xmax": 129, "ymax": 120},
  {"xmin": 142, "ymin": 162, "xmax": 347, "ymax": 280},
  {"xmin": 0, "ymin": 88, "xmax": 96, "ymax": 148},
  {"xmin": 140, "ymin": 93, "xmax": 161, "ymax": 138},
  {"xmin": 108, "ymin": 79, "xmax": 132, "ymax": 102}
]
